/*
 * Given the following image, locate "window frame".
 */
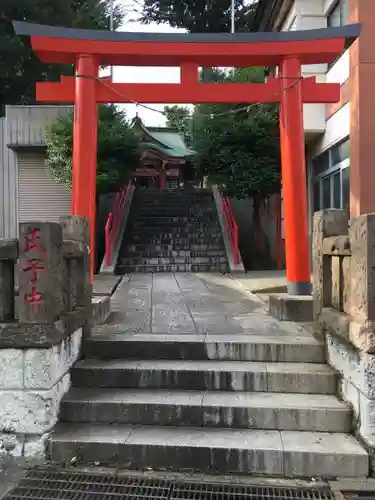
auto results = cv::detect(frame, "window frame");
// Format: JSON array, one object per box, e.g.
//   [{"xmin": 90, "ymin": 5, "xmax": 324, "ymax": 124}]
[
  {"xmin": 327, "ymin": 0, "xmax": 348, "ymax": 28},
  {"xmin": 312, "ymin": 138, "xmax": 350, "ymax": 212}
]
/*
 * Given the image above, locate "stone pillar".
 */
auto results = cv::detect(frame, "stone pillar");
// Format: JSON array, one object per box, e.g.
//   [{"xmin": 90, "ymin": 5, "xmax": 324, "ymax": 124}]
[
  {"xmin": 17, "ymin": 222, "xmax": 64, "ymax": 324},
  {"xmin": 60, "ymin": 216, "xmax": 91, "ymax": 338},
  {"xmin": 312, "ymin": 209, "xmax": 349, "ymax": 320},
  {"xmin": 0, "ymin": 239, "xmax": 18, "ymax": 321},
  {"xmin": 349, "ymin": 213, "xmax": 375, "ymax": 327}
]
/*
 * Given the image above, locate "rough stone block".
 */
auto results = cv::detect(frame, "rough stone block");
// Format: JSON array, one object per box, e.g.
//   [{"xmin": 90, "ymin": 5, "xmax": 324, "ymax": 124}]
[
  {"xmin": 343, "ymin": 256, "xmax": 351, "ymax": 315},
  {"xmin": 268, "ymin": 294, "xmax": 313, "ymax": 322},
  {"xmin": 91, "ymin": 296, "xmax": 111, "ymax": 326},
  {"xmin": 60, "ymin": 216, "xmax": 91, "ymax": 338},
  {"xmin": 0, "ymin": 373, "xmax": 70, "ymax": 434},
  {"xmin": 326, "ymin": 332, "xmax": 375, "ymax": 399},
  {"xmin": 24, "ymin": 433, "xmax": 50, "ymax": 458},
  {"xmin": 0, "ymin": 349, "xmax": 24, "ymax": 389},
  {"xmin": 17, "ymin": 222, "xmax": 64, "ymax": 324},
  {"xmin": 332, "ymin": 256, "xmax": 344, "ymax": 311},
  {"xmin": 349, "ymin": 213, "xmax": 375, "ymax": 325},
  {"xmin": 341, "ymin": 378, "xmax": 360, "ymax": 420},
  {"xmin": 312, "ymin": 209, "xmax": 348, "ymax": 320},
  {"xmin": 24, "ymin": 328, "xmax": 82, "ymax": 389},
  {"xmin": 0, "ymin": 260, "xmax": 15, "ymax": 321},
  {"xmin": 0, "ymin": 434, "xmax": 24, "ymax": 458}
]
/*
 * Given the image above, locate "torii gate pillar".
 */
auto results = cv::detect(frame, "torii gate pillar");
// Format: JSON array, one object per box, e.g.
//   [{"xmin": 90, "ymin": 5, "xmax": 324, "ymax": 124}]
[
  {"xmin": 72, "ymin": 54, "xmax": 98, "ymax": 282},
  {"xmin": 280, "ymin": 57, "xmax": 311, "ymax": 295}
]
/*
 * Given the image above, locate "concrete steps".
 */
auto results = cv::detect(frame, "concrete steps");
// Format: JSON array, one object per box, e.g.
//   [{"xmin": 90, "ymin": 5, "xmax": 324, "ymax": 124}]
[
  {"xmin": 84, "ymin": 333, "xmax": 325, "ymax": 362},
  {"xmin": 70, "ymin": 359, "xmax": 337, "ymax": 393},
  {"xmin": 60, "ymin": 388, "xmax": 351, "ymax": 432},
  {"xmin": 51, "ymin": 331, "xmax": 369, "ymax": 477},
  {"xmin": 116, "ymin": 189, "xmax": 229, "ymax": 274},
  {"xmin": 50, "ymin": 424, "xmax": 368, "ymax": 477}
]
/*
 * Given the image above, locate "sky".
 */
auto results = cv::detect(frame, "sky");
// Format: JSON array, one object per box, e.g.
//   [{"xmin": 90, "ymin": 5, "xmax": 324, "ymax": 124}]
[
  {"xmin": 103, "ymin": 0, "xmax": 188, "ymax": 127},
  {"xmin": 102, "ymin": 0, "xmax": 257, "ymax": 127}
]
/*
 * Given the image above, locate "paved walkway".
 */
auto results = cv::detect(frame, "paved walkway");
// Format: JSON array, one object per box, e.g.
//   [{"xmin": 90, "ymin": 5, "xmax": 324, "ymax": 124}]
[{"xmin": 100, "ymin": 273, "xmax": 310, "ymax": 337}]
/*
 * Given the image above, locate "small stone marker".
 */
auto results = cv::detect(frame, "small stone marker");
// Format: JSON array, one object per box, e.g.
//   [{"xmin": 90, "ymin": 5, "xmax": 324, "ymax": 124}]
[{"xmin": 17, "ymin": 222, "xmax": 63, "ymax": 323}]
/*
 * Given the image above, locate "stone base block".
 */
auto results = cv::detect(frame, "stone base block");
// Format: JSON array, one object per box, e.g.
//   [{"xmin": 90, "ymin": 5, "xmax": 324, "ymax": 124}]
[
  {"xmin": 327, "ymin": 332, "xmax": 375, "ymax": 453},
  {"xmin": 0, "ymin": 328, "xmax": 82, "ymax": 459},
  {"xmin": 269, "ymin": 294, "xmax": 313, "ymax": 322},
  {"xmin": 92, "ymin": 296, "xmax": 111, "ymax": 326}
]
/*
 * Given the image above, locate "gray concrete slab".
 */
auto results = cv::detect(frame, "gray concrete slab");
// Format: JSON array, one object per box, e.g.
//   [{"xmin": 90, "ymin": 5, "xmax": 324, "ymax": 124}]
[
  {"xmin": 104, "ymin": 273, "xmax": 320, "ymax": 340},
  {"xmin": 93, "ymin": 275, "xmax": 122, "ymax": 296},
  {"xmin": 281, "ymin": 431, "xmax": 369, "ymax": 477}
]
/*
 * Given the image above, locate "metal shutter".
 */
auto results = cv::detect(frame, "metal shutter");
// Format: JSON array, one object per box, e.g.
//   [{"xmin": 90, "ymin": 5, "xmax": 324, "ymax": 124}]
[{"xmin": 18, "ymin": 153, "xmax": 72, "ymax": 223}]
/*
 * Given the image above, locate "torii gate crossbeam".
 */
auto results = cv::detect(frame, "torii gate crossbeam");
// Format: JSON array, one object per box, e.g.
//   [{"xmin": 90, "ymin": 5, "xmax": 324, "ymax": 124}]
[{"xmin": 13, "ymin": 21, "xmax": 361, "ymax": 293}]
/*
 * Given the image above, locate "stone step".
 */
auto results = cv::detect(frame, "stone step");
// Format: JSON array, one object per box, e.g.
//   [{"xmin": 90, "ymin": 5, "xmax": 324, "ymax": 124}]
[
  {"xmin": 60, "ymin": 388, "xmax": 351, "ymax": 432},
  {"xmin": 119, "ymin": 257, "xmax": 228, "ymax": 266},
  {"xmin": 115, "ymin": 263, "xmax": 229, "ymax": 273},
  {"xmin": 71, "ymin": 359, "xmax": 337, "ymax": 393},
  {"xmin": 84, "ymin": 333, "xmax": 325, "ymax": 363},
  {"xmin": 49, "ymin": 423, "xmax": 368, "ymax": 477},
  {"xmin": 124, "ymin": 244, "xmax": 225, "ymax": 252},
  {"xmin": 126, "ymin": 228, "xmax": 222, "ymax": 236},
  {"xmin": 121, "ymin": 250, "xmax": 227, "ymax": 258},
  {"xmin": 128, "ymin": 222, "xmax": 221, "ymax": 230},
  {"xmin": 127, "ymin": 235, "xmax": 224, "ymax": 243}
]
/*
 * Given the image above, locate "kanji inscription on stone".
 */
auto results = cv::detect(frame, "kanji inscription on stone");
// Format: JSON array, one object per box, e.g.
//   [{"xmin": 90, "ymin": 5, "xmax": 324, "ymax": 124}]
[{"xmin": 17, "ymin": 222, "xmax": 64, "ymax": 324}]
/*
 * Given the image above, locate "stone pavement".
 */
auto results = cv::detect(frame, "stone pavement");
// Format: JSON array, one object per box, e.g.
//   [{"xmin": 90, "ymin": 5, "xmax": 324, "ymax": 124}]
[{"xmin": 105, "ymin": 272, "xmax": 309, "ymax": 336}]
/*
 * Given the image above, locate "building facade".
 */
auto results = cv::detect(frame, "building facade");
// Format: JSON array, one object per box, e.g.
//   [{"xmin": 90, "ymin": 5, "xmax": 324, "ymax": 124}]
[
  {"xmin": 253, "ymin": 0, "xmax": 374, "ymax": 239},
  {"xmin": 0, "ymin": 106, "xmax": 197, "ymax": 239}
]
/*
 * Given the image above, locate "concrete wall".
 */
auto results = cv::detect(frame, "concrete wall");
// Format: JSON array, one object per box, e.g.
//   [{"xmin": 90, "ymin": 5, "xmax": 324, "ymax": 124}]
[{"xmin": 232, "ymin": 195, "xmax": 284, "ymax": 270}]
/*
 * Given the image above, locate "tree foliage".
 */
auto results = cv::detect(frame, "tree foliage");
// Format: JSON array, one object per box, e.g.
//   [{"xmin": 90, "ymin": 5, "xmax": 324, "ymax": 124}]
[
  {"xmin": 140, "ymin": 0, "xmax": 259, "ymax": 33},
  {"xmin": 0, "ymin": 0, "xmax": 124, "ymax": 114},
  {"xmin": 192, "ymin": 68, "xmax": 281, "ymax": 199},
  {"xmin": 164, "ymin": 105, "xmax": 193, "ymax": 146},
  {"xmin": 45, "ymin": 104, "xmax": 139, "ymax": 195}
]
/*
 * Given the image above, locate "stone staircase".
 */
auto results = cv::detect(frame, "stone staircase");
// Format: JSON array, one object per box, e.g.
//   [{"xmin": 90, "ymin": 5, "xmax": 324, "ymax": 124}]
[
  {"xmin": 115, "ymin": 188, "xmax": 229, "ymax": 273},
  {"xmin": 51, "ymin": 331, "xmax": 369, "ymax": 478}
]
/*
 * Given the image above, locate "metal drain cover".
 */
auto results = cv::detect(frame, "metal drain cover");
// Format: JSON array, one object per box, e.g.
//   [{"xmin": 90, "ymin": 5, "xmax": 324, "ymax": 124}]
[{"xmin": 2, "ymin": 468, "xmax": 336, "ymax": 500}]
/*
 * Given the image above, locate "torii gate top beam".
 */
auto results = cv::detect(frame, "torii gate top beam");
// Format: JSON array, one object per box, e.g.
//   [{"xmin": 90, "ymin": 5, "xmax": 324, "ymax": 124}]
[{"xmin": 13, "ymin": 21, "xmax": 360, "ymax": 67}]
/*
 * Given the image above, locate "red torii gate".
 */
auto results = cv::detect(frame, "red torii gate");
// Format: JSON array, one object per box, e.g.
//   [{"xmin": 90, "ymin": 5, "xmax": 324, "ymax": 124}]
[{"xmin": 14, "ymin": 21, "xmax": 361, "ymax": 293}]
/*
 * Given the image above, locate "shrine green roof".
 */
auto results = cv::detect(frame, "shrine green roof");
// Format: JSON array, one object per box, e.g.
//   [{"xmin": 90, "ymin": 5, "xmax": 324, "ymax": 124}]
[{"xmin": 132, "ymin": 117, "xmax": 197, "ymax": 160}]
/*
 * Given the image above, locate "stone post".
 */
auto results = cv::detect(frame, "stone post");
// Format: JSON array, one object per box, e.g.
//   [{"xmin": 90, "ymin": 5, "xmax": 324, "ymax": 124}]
[
  {"xmin": 17, "ymin": 222, "xmax": 64, "ymax": 324},
  {"xmin": 349, "ymin": 213, "xmax": 375, "ymax": 327},
  {"xmin": 312, "ymin": 209, "xmax": 349, "ymax": 320},
  {"xmin": 60, "ymin": 216, "xmax": 91, "ymax": 338},
  {"xmin": 0, "ymin": 239, "xmax": 18, "ymax": 321}
]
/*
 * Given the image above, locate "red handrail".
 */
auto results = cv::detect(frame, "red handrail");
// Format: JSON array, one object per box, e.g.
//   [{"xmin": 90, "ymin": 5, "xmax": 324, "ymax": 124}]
[
  {"xmin": 105, "ymin": 182, "xmax": 133, "ymax": 266},
  {"xmin": 220, "ymin": 194, "xmax": 239, "ymax": 265}
]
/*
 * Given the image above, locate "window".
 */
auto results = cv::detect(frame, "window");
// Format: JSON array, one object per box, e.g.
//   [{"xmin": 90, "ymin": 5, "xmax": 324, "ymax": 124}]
[
  {"xmin": 328, "ymin": 0, "xmax": 348, "ymax": 28},
  {"xmin": 312, "ymin": 138, "xmax": 350, "ymax": 213}
]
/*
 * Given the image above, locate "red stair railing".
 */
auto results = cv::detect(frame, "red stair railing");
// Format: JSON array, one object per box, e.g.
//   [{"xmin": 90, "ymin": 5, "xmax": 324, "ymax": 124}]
[
  {"xmin": 105, "ymin": 181, "xmax": 134, "ymax": 266},
  {"xmin": 220, "ymin": 193, "xmax": 239, "ymax": 265}
]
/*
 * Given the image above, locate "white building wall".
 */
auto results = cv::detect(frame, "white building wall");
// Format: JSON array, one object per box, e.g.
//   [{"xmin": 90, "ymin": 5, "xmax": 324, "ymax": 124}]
[{"xmin": 280, "ymin": 0, "xmax": 328, "ymax": 136}]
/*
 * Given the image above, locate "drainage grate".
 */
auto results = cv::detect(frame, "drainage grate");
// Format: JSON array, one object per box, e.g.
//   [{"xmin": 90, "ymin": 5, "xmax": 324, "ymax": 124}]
[
  {"xmin": 171, "ymin": 483, "xmax": 335, "ymax": 500},
  {"xmin": 3, "ymin": 469, "xmax": 172, "ymax": 500},
  {"xmin": 2, "ymin": 468, "xmax": 335, "ymax": 500}
]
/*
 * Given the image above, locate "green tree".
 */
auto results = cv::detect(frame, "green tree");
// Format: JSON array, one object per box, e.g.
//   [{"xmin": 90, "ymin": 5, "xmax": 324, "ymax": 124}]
[
  {"xmin": 140, "ymin": 0, "xmax": 259, "ymax": 33},
  {"xmin": 0, "ymin": 0, "xmax": 124, "ymax": 114},
  {"xmin": 192, "ymin": 67, "xmax": 281, "ymax": 200},
  {"xmin": 45, "ymin": 104, "xmax": 139, "ymax": 195},
  {"xmin": 164, "ymin": 105, "xmax": 193, "ymax": 146}
]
